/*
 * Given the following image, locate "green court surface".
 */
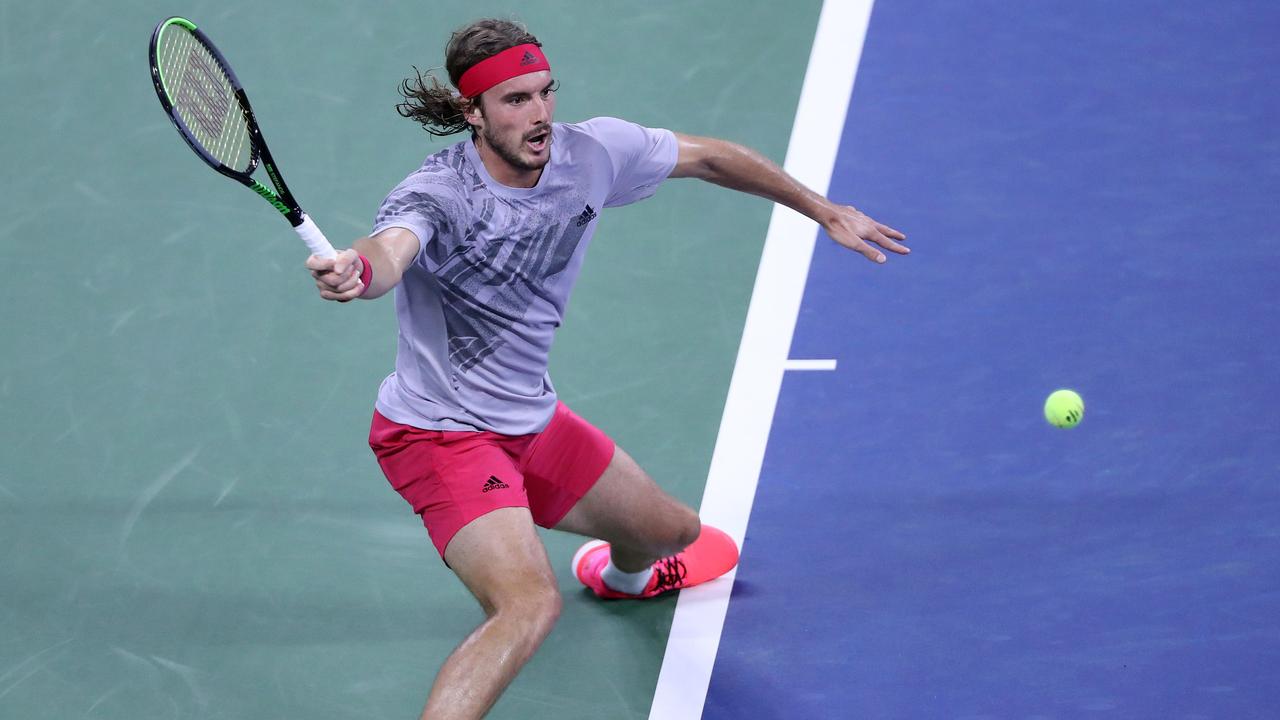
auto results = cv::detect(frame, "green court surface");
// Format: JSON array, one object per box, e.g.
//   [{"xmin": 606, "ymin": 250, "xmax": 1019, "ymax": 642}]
[{"xmin": 1, "ymin": 2, "xmax": 820, "ymax": 718}]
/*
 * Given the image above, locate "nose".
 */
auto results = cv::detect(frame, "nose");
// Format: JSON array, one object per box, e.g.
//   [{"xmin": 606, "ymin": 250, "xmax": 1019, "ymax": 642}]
[{"xmin": 531, "ymin": 93, "xmax": 551, "ymax": 124}]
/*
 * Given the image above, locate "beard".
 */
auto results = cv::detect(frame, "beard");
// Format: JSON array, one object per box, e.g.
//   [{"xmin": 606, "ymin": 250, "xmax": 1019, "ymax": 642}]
[{"xmin": 480, "ymin": 124, "xmax": 552, "ymax": 172}]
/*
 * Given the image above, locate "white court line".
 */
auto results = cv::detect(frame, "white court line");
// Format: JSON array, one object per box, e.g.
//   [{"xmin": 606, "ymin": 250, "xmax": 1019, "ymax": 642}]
[
  {"xmin": 785, "ymin": 358, "xmax": 839, "ymax": 371},
  {"xmin": 647, "ymin": 1, "xmax": 876, "ymax": 718}
]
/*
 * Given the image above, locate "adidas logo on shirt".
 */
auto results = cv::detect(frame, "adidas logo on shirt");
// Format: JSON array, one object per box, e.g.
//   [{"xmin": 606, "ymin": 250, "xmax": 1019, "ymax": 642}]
[
  {"xmin": 575, "ymin": 204, "xmax": 598, "ymax": 227},
  {"xmin": 482, "ymin": 475, "xmax": 510, "ymax": 493}
]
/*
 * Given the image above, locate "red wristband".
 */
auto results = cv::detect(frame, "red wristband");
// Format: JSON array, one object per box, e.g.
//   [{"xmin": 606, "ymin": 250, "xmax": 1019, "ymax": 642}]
[{"xmin": 357, "ymin": 254, "xmax": 373, "ymax": 296}]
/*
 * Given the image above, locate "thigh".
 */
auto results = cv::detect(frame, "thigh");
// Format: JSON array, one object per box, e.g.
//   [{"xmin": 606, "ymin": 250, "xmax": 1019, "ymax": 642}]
[
  {"xmin": 519, "ymin": 402, "xmax": 616, "ymax": 529},
  {"xmin": 369, "ymin": 411, "xmax": 531, "ymax": 559},
  {"xmin": 551, "ymin": 443, "xmax": 699, "ymax": 553},
  {"xmin": 445, "ymin": 506, "xmax": 560, "ymax": 614}
]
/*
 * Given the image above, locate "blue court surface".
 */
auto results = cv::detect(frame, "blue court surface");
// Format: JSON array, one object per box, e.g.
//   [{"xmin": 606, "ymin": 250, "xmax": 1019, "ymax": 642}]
[{"xmin": 707, "ymin": 1, "xmax": 1279, "ymax": 718}]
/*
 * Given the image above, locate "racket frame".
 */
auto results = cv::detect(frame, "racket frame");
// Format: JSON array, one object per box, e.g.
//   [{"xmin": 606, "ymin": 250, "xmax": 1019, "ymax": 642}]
[{"xmin": 149, "ymin": 17, "xmax": 335, "ymax": 257}]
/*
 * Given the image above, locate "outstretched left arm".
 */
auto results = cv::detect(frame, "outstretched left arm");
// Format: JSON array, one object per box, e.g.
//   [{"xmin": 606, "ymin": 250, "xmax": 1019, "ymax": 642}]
[{"xmin": 669, "ymin": 132, "xmax": 908, "ymax": 264}]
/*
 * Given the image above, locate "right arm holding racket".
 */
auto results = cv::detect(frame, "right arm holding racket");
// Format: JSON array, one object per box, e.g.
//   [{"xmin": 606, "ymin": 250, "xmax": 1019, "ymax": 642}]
[{"xmin": 305, "ymin": 228, "xmax": 420, "ymax": 302}]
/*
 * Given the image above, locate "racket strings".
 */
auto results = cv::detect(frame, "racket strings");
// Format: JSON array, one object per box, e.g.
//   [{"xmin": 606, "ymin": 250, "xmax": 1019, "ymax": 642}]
[{"xmin": 158, "ymin": 27, "xmax": 252, "ymax": 172}]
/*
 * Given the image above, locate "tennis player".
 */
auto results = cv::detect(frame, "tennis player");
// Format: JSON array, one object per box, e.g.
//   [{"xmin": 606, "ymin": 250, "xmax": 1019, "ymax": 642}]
[{"xmin": 307, "ymin": 18, "xmax": 907, "ymax": 720}]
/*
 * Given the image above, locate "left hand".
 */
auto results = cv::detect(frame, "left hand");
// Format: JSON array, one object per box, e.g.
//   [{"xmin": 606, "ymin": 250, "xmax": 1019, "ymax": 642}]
[{"xmin": 823, "ymin": 205, "xmax": 908, "ymax": 264}]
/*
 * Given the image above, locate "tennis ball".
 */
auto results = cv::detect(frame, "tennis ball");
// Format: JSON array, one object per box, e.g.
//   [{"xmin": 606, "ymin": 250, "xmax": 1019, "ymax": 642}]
[{"xmin": 1044, "ymin": 389, "xmax": 1084, "ymax": 428}]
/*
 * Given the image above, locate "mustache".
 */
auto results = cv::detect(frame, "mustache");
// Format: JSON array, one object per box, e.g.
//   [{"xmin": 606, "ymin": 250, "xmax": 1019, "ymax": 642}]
[{"xmin": 523, "ymin": 125, "xmax": 551, "ymax": 141}]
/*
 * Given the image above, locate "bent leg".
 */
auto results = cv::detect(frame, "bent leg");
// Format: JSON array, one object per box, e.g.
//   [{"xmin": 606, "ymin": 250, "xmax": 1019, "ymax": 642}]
[
  {"xmin": 422, "ymin": 507, "xmax": 562, "ymax": 720},
  {"xmin": 553, "ymin": 445, "xmax": 701, "ymax": 571}
]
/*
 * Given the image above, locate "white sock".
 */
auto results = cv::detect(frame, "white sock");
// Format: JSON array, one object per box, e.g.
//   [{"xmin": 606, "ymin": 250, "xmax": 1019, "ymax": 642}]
[{"xmin": 601, "ymin": 559, "xmax": 654, "ymax": 595}]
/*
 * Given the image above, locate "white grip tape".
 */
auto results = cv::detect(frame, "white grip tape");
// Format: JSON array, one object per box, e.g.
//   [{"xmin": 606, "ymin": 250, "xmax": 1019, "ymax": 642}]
[{"xmin": 295, "ymin": 214, "xmax": 337, "ymax": 259}]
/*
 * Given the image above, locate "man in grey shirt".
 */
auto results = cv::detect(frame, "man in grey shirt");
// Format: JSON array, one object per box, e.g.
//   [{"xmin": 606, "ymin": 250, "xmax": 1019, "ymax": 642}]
[{"xmin": 308, "ymin": 18, "xmax": 907, "ymax": 720}]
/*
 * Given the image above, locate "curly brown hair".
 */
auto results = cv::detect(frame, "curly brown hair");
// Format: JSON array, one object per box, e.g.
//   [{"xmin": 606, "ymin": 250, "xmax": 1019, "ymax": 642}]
[{"xmin": 396, "ymin": 18, "xmax": 542, "ymax": 137}]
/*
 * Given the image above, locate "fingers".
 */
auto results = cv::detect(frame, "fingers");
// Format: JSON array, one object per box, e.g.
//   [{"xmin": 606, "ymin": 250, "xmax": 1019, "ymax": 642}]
[
  {"xmin": 311, "ymin": 263, "xmax": 358, "ymax": 288},
  {"xmin": 304, "ymin": 254, "xmax": 335, "ymax": 273},
  {"xmin": 315, "ymin": 264, "xmax": 364, "ymax": 302},
  {"xmin": 838, "ymin": 221, "xmax": 891, "ymax": 264},
  {"xmin": 862, "ymin": 213, "xmax": 908, "ymax": 255},
  {"xmin": 307, "ymin": 248, "xmax": 364, "ymax": 301},
  {"xmin": 871, "ymin": 228, "xmax": 910, "ymax": 256},
  {"xmin": 308, "ymin": 248, "xmax": 359, "ymax": 275},
  {"xmin": 318, "ymin": 284, "xmax": 365, "ymax": 303},
  {"xmin": 835, "ymin": 232, "xmax": 903, "ymax": 264},
  {"xmin": 316, "ymin": 271, "xmax": 363, "ymax": 293},
  {"xmin": 829, "ymin": 206, "xmax": 910, "ymax": 263},
  {"xmin": 876, "ymin": 222, "xmax": 907, "ymax": 241},
  {"xmin": 839, "ymin": 235, "xmax": 890, "ymax": 263}
]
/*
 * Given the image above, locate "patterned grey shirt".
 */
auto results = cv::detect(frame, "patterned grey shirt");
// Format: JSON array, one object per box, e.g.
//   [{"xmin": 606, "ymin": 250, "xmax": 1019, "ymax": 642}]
[{"xmin": 370, "ymin": 117, "xmax": 678, "ymax": 434}]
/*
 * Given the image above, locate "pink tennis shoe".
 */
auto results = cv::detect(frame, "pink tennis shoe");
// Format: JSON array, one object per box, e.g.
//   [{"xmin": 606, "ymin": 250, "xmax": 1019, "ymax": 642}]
[{"xmin": 572, "ymin": 525, "xmax": 740, "ymax": 599}]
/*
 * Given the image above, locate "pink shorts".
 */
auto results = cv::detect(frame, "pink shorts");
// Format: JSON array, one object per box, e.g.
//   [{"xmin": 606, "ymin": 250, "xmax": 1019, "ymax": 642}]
[{"xmin": 368, "ymin": 402, "xmax": 616, "ymax": 559}]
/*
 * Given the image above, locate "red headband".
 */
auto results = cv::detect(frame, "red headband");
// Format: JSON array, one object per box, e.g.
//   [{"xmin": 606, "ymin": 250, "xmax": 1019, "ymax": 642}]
[{"xmin": 457, "ymin": 44, "xmax": 551, "ymax": 99}]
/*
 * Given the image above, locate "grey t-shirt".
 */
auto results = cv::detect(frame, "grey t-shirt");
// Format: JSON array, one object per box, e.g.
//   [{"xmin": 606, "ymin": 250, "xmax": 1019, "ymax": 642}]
[{"xmin": 370, "ymin": 117, "xmax": 678, "ymax": 434}]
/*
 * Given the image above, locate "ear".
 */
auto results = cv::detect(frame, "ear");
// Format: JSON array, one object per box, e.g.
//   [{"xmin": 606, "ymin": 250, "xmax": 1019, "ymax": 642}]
[{"xmin": 462, "ymin": 97, "xmax": 484, "ymax": 132}]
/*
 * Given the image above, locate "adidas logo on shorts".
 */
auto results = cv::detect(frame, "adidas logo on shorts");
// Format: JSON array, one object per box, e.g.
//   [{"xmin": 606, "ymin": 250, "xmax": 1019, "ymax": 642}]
[{"xmin": 482, "ymin": 475, "xmax": 510, "ymax": 493}]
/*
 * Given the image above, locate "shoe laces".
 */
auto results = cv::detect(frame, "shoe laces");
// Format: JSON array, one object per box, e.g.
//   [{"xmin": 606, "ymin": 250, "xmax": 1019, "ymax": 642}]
[{"xmin": 651, "ymin": 555, "xmax": 688, "ymax": 592}]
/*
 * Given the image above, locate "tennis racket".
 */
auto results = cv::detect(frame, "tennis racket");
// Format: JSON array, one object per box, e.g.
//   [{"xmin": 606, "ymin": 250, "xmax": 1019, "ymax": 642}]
[{"xmin": 149, "ymin": 16, "xmax": 336, "ymax": 258}]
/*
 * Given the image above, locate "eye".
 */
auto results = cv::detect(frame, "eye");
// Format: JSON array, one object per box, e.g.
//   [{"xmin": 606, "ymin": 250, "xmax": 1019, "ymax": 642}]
[{"xmin": 541, "ymin": 81, "xmax": 560, "ymax": 98}]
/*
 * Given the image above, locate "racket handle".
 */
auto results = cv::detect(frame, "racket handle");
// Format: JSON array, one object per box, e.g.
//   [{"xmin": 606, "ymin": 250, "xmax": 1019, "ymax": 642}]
[{"xmin": 295, "ymin": 214, "xmax": 337, "ymax": 259}]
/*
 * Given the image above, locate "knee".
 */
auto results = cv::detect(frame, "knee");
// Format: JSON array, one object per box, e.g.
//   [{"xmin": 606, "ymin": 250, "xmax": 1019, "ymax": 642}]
[
  {"xmin": 674, "ymin": 510, "xmax": 701, "ymax": 552},
  {"xmin": 651, "ymin": 507, "xmax": 700, "ymax": 558},
  {"xmin": 493, "ymin": 584, "xmax": 562, "ymax": 640}
]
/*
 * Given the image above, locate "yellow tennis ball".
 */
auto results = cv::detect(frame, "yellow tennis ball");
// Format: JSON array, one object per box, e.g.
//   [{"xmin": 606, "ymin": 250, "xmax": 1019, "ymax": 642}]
[{"xmin": 1044, "ymin": 389, "xmax": 1084, "ymax": 428}]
